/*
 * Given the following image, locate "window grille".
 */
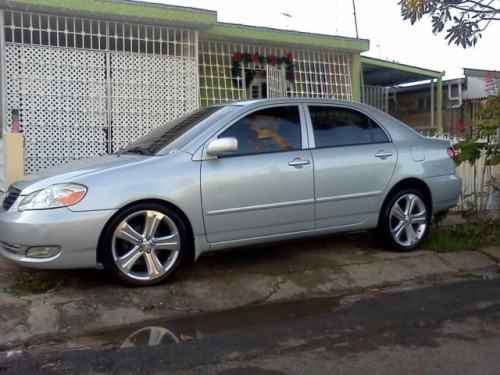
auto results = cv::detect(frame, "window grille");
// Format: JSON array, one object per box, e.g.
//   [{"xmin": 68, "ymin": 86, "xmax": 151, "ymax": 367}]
[
  {"xmin": 363, "ymin": 85, "xmax": 385, "ymax": 110},
  {"xmin": 199, "ymin": 41, "xmax": 245, "ymax": 106},
  {"xmin": 199, "ymin": 40, "xmax": 353, "ymax": 106},
  {"xmin": 3, "ymin": 10, "xmax": 196, "ymax": 57}
]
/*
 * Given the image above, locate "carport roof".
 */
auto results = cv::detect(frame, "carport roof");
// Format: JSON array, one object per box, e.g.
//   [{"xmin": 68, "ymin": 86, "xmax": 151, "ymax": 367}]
[{"xmin": 361, "ymin": 56, "xmax": 443, "ymax": 87}]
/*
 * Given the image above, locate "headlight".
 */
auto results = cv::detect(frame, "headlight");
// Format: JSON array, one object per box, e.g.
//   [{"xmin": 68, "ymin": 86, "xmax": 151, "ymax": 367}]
[{"xmin": 18, "ymin": 184, "xmax": 87, "ymax": 211}]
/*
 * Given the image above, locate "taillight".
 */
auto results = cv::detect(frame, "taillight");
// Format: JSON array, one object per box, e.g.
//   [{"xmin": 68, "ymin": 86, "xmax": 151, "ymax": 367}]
[{"xmin": 447, "ymin": 146, "xmax": 456, "ymax": 161}]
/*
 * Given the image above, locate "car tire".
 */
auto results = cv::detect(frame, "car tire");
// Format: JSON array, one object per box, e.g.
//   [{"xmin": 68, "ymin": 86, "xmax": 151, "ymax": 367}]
[
  {"xmin": 378, "ymin": 189, "xmax": 430, "ymax": 251},
  {"xmin": 101, "ymin": 202, "xmax": 187, "ymax": 286}
]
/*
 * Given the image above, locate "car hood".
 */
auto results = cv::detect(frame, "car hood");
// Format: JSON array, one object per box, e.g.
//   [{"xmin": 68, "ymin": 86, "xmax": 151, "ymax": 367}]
[{"xmin": 13, "ymin": 154, "xmax": 149, "ymax": 194}]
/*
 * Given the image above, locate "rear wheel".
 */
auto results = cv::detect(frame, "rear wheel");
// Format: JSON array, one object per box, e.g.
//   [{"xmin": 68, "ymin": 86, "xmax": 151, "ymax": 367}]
[
  {"xmin": 378, "ymin": 189, "xmax": 430, "ymax": 251},
  {"xmin": 101, "ymin": 203, "xmax": 187, "ymax": 286}
]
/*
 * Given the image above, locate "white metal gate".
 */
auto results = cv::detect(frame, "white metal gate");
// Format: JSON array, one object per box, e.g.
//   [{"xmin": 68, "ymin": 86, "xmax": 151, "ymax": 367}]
[
  {"xmin": 2, "ymin": 10, "xmax": 198, "ymax": 174},
  {"xmin": 266, "ymin": 65, "xmax": 286, "ymax": 98}
]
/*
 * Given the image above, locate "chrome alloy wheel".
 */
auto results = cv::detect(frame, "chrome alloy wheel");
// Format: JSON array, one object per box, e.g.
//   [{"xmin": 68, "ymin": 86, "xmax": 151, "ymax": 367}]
[
  {"xmin": 388, "ymin": 193, "xmax": 428, "ymax": 247},
  {"xmin": 111, "ymin": 209, "xmax": 180, "ymax": 282}
]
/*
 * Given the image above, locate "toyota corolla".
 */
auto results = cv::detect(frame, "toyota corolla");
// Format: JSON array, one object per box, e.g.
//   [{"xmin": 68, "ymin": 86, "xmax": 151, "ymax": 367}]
[{"xmin": 0, "ymin": 98, "xmax": 461, "ymax": 286}]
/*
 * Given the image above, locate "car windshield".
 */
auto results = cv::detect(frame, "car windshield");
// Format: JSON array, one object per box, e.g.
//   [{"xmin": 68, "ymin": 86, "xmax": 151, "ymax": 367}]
[{"xmin": 120, "ymin": 106, "xmax": 225, "ymax": 155}]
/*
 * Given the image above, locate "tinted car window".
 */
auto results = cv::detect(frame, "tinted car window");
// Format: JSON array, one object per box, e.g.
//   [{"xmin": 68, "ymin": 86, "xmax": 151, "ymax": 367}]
[
  {"xmin": 309, "ymin": 106, "xmax": 389, "ymax": 147},
  {"xmin": 219, "ymin": 106, "xmax": 301, "ymax": 155}
]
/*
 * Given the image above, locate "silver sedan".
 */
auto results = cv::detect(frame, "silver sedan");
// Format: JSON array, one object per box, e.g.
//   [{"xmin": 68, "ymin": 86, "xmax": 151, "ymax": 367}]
[{"xmin": 0, "ymin": 98, "xmax": 461, "ymax": 286}]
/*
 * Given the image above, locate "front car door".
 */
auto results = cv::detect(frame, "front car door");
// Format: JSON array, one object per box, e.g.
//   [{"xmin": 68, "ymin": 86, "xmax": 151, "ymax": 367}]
[
  {"xmin": 201, "ymin": 105, "xmax": 315, "ymax": 244},
  {"xmin": 307, "ymin": 105, "xmax": 397, "ymax": 228}
]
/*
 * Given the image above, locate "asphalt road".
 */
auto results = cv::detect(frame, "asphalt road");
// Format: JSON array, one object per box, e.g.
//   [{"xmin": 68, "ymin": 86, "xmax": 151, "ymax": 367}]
[{"xmin": 2, "ymin": 277, "xmax": 499, "ymax": 374}]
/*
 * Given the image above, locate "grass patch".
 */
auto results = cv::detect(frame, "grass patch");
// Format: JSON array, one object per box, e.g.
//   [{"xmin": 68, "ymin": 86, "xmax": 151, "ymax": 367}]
[
  {"xmin": 426, "ymin": 221, "xmax": 500, "ymax": 253},
  {"xmin": 4, "ymin": 273, "xmax": 64, "ymax": 296}
]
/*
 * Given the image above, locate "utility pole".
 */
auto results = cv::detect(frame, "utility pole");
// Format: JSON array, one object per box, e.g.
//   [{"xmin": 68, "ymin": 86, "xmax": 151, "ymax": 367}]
[{"xmin": 352, "ymin": 0, "xmax": 359, "ymax": 38}]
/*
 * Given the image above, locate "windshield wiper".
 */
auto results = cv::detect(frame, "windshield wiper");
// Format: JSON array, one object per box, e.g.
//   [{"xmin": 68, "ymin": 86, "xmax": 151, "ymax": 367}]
[{"xmin": 122, "ymin": 147, "xmax": 154, "ymax": 156}]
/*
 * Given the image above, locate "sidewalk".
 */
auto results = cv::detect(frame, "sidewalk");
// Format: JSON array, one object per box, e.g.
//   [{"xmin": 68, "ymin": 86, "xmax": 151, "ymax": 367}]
[{"xmin": 1, "ymin": 231, "xmax": 499, "ymax": 353}]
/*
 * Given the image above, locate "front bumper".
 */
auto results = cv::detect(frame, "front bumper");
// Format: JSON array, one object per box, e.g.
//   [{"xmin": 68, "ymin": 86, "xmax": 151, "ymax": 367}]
[{"xmin": 0, "ymin": 206, "xmax": 116, "ymax": 269}]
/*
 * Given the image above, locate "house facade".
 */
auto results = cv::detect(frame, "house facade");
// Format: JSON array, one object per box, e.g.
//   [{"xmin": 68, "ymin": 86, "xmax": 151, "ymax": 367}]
[
  {"xmin": 0, "ymin": 0, "xmax": 372, "ymax": 190},
  {"xmin": 388, "ymin": 68, "xmax": 500, "ymax": 135}
]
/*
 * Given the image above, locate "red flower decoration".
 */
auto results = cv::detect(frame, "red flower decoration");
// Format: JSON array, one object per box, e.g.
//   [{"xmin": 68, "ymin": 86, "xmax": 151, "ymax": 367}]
[
  {"xmin": 268, "ymin": 55, "xmax": 277, "ymax": 66},
  {"xmin": 232, "ymin": 51, "xmax": 295, "ymax": 83}
]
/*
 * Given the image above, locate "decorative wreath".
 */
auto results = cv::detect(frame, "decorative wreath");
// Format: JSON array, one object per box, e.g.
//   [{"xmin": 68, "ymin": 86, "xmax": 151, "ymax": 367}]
[{"xmin": 231, "ymin": 51, "xmax": 295, "ymax": 86}]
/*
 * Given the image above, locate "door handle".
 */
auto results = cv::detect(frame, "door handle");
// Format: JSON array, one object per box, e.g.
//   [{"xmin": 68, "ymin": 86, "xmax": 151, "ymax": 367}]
[
  {"xmin": 288, "ymin": 158, "xmax": 310, "ymax": 167},
  {"xmin": 374, "ymin": 151, "xmax": 393, "ymax": 159}
]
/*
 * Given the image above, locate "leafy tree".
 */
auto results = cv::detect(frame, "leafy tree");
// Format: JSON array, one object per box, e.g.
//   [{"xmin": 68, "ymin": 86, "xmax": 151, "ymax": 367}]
[{"xmin": 399, "ymin": 0, "xmax": 500, "ymax": 47}]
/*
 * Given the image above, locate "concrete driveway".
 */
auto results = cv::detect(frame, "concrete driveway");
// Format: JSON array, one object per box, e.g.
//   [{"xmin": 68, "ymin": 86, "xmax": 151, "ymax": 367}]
[{"xmin": 1, "ymin": 230, "xmax": 499, "ymax": 354}]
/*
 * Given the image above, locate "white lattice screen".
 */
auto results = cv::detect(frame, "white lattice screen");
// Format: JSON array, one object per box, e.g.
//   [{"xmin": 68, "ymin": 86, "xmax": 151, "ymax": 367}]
[
  {"xmin": 110, "ymin": 54, "xmax": 197, "ymax": 153},
  {"xmin": 3, "ymin": 10, "xmax": 198, "ymax": 173},
  {"xmin": 199, "ymin": 41, "xmax": 353, "ymax": 106},
  {"xmin": 4, "ymin": 45, "xmax": 108, "ymax": 172}
]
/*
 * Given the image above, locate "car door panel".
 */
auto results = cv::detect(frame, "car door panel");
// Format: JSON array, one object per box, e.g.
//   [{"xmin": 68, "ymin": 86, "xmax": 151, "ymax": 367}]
[
  {"xmin": 200, "ymin": 105, "xmax": 315, "ymax": 243},
  {"xmin": 306, "ymin": 104, "xmax": 397, "ymax": 229},
  {"xmin": 201, "ymin": 151, "xmax": 315, "ymax": 243},
  {"xmin": 312, "ymin": 143, "xmax": 397, "ymax": 228}
]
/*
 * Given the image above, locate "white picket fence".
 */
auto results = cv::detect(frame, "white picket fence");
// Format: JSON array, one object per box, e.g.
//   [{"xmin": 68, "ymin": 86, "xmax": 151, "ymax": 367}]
[{"xmin": 425, "ymin": 132, "xmax": 499, "ymax": 212}]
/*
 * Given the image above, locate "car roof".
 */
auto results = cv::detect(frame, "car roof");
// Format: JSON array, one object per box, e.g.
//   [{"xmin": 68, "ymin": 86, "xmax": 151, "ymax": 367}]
[
  {"xmin": 217, "ymin": 98, "xmax": 390, "ymax": 118},
  {"xmin": 225, "ymin": 97, "xmax": 360, "ymax": 107}
]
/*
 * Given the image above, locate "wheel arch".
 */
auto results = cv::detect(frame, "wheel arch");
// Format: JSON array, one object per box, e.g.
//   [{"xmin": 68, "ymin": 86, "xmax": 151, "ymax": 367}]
[
  {"xmin": 96, "ymin": 199, "xmax": 195, "ymax": 266},
  {"xmin": 379, "ymin": 178, "xmax": 432, "ymax": 225}
]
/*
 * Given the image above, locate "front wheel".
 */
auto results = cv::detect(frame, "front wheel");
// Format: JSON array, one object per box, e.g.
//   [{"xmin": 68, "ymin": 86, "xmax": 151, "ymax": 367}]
[
  {"xmin": 101, "ymin": 203, "xmax": 187, "ymax": 286},
  {"xmin": 378, "ymin": 189, "xmax": 430, "ymax": 251}
]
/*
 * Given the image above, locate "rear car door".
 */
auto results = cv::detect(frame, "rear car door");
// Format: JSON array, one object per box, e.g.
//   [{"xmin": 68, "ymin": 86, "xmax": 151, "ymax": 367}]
[
  {"xmin": 201, "ymin": 105, "xmax": 315, "ymax": 243},
  {"xmin": 307, "ymin": 105, "xmax": 397, "ymax": 228}
]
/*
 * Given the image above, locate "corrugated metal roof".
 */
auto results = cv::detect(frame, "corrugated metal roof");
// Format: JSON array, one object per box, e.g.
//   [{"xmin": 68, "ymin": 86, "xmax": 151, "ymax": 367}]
[
  {"xmin": 466, "ymin": 76, "xmax": 487, "ymax": 99},
  {"xmin": 465, "ymin": 71, "xmax": 500, "ymax": 100}
]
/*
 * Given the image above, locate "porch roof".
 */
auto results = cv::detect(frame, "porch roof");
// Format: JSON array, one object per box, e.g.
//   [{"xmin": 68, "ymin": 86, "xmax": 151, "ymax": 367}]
[
  {"xmin": 2, "ymin": 0, "xmax": 369, "ymax": 53},
  {"xmin": 203, "ymin": 24, "xmax": 369, "ymax": 53},
  {"xmin": 1, "ymin": 0, "xmax": 217, "ymax": 28},
  {"xmin": 361, "ymin": 56, "xmax": 443, "ymax": 87}
]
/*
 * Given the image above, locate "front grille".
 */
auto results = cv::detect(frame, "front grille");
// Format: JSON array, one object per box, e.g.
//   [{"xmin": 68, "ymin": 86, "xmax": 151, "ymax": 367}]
[
  {"xmin": 2, "ymin": 187, "xmax": 21, "ymax": 211},
  {"xmin": 1, "ymin": 241, "xmax": 22, "ymax": 255}
]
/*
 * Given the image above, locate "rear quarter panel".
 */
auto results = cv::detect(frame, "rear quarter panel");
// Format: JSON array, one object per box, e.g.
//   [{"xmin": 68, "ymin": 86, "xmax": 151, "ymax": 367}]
[{"xmin": 366, "ymin": 110, "xmax": 460, "ymax": 213}]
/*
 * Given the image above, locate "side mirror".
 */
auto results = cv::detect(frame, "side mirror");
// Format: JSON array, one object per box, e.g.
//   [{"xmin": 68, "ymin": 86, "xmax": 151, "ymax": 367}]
[{"xmin": 206, "ymin": 137, "xmax": 238, "ymax": 156}]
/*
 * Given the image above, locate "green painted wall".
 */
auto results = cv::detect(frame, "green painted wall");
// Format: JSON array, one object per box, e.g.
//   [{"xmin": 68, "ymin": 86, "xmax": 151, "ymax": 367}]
[
  {"xmin": 4, "ymin": 0, "xmax": 217, "ymax": 25},
  {"xmin": 350, "ymin": 54, "xmax": 362, "ymax": 102},
  {"xmin": 436, "ymin": 76, "xmax": 443, "ymax": 133}
]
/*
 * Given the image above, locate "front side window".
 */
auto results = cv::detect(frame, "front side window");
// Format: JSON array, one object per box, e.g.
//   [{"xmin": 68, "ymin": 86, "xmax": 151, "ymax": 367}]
[
  {"xmin": 121, "ymin": 106, "xmax": 234, "ymax": 155},
  {"xmin": 219, "ymin": 106, "xmax": 301, "ymax": 156},
  {"xmin": 309, "ymin": 106, "xmax": 389, "ymax": 148}
]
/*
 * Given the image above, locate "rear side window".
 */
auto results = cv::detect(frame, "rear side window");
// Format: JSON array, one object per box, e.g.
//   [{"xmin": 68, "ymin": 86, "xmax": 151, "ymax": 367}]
[
  {"xmin": 309, "ymin": 106, "xmax": 389, "ymax": 148},
  {"xmin": 219, "ymin": 106, "xmax": 301, "ymax": 155}
]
